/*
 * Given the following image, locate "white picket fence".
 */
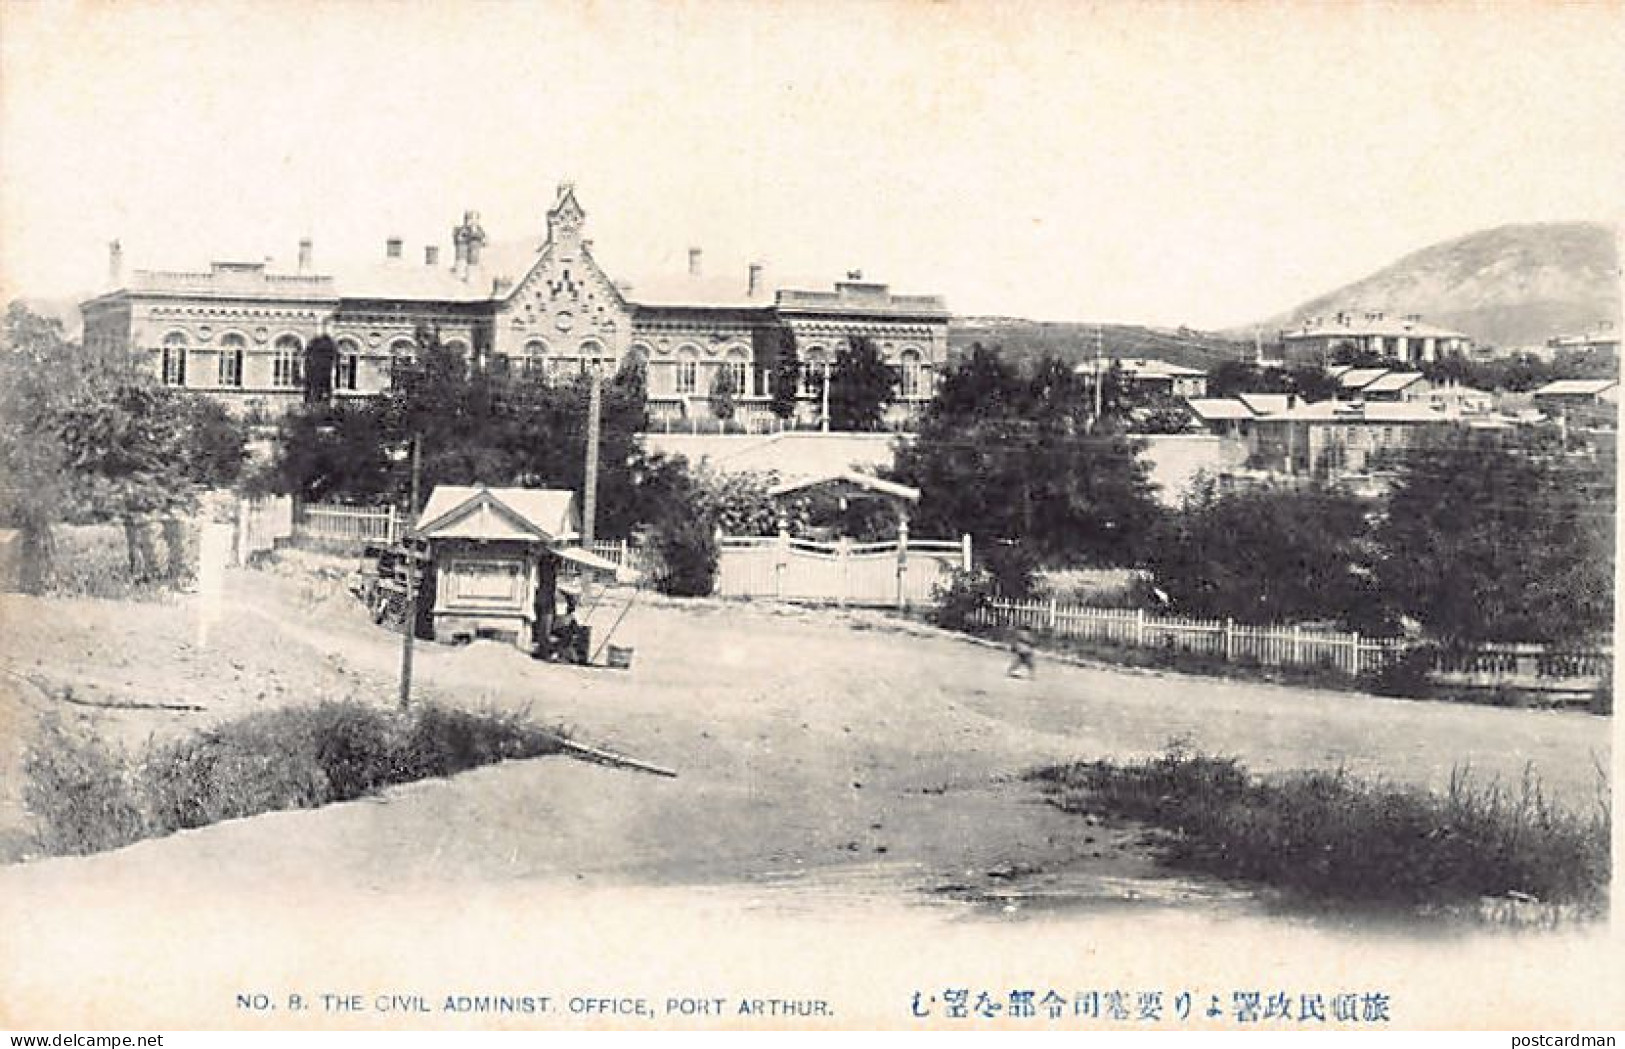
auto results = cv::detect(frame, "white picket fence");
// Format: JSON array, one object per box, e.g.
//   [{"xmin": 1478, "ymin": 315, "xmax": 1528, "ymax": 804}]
[
  {"xmin": 234, "ymin": 495, "xmax": 294, "ymax": 563},
  {"xmin": 716, "ymin": 533, "xmax": 972, "ymax": 608},
  {"xmin": 296, "ymin": 504, "xmax": 399, "ymax": 545},
  {"xmin": 975, "ymin": 597, "xmax": 1407, "ymax": 677}
]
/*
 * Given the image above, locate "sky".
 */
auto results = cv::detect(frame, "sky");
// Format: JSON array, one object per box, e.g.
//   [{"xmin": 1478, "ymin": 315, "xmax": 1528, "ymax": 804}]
[{"xmin": 2, "ymin": 0, "xmax": 1622, "ymax": 329}]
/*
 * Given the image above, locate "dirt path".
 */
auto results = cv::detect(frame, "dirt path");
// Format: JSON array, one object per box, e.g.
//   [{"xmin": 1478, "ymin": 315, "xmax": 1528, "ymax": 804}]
[{"xmin": 1, "ymin": 567, "xmax": 1609, "ymax": 906}]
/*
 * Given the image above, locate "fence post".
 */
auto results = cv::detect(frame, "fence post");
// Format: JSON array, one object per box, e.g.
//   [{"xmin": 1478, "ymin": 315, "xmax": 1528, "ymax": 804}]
[
  {"xmin": 1135, "ymin": 608, "xmax": 1146, "ymax": 647},
  {"xmin": 1223, "ymin": 618, "xmax": 1234, "ymax": 662},
  {"xmin": 896, "ymin": 516, "xmax": 909, "ymax": 611},
  {"xmin": 837, "ymin": 536, "xmax": 850, "ymax": 608},
  {"xmin": 619, "ymin": 538, "xmax": 629, "ymax": 570},
  {"xmin": 960, "ymin": 533, "xmax": 972, "ymax": 572},
  {"xmin": 776, "ymin": 522, "xmax": 790, "ymax": 600},
  {"xmin": 1291, "ymin": 625, "xmax": 1302, "ymax": 665},
  {"xmin": 1048, "ymin": 597, "xmax": 1058, "ymax": 633}
]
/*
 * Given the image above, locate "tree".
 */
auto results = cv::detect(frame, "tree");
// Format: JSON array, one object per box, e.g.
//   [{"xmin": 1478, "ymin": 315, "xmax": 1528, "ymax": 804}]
[
  {"xmin": 708, "ymin": 365, "xmax": 738, "ymax": 422},
  {"xmin": 1145, "ymin": 480, "xmax": 1389, "ymax": 630},
  {"xmin": 1374, "ymin": 429, "xmax": 1614, "ymax": 643},
  {"xmin": 304, "ymin": 335, "xmax": 336, "ymax": 405},
  {"xmin": 1, "ymin": 302, "xmax": 235, "ymax": 585},
  {"xmin": 827, "ymin": 335, "xmax": 897, "ymax": 431},
  {"xmin": 894, "ymin": 345, "xmax": 1162, "ymax": 565},
  {"xmin": 757, "ymin": 323, "xmax": 802, "ymax": 420}
]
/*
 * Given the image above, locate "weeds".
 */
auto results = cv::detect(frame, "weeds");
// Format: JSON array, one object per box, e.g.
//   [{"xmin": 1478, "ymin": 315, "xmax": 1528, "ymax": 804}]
[
  {"xmin": 24, "ymin": 700, "xmax": 564, "ymax": 857},
  {"xmin": 1033, "ymin": 744, "xmax": 1610, "ymax": 917}
]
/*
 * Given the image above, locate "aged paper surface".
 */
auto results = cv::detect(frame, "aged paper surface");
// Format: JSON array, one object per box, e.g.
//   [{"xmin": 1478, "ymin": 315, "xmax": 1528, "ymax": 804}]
[{"xmin": 1, "ymin": 0, "xmax": 1621, "ymax": 1032}]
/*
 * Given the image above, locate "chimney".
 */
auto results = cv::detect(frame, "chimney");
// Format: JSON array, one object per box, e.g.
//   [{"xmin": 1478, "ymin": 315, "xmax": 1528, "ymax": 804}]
[
  {"xmin": 425, "ymin": 245, "xmax": 440, "ymax": 267},
  {"xmin": 452, "ymin": 210, "xmax": 486, "ymax": 279},
  {"xmin": 386, "ymin": 236, "xmax": 403, "ymax": 260},
  {"xmin": 297, "ymin": 238, "xmax": 313, "ymax": 274},
  {"xmin": 688, "ymin": 247, "xmax": 702, "ymax": 277},
  {"xmin": 747, "ymin": 262, "xmax": 764, "ymax": 297},
  {"xmin": 108, "ymin": 239, "xmax": 123, "ymax": 286}
]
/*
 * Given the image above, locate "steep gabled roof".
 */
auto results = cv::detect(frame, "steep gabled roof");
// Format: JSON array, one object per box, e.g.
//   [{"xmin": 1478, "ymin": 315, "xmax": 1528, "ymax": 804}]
[{"xmin": 415, "ymin": 486, "xmax": 579, "ymax": 542}]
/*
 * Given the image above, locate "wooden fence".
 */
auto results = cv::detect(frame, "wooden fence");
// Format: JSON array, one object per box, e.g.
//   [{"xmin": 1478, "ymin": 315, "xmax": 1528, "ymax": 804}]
[
  {"xmin": 974, "ymin": 597, "xmax": 1610, "ymax": 689},
  {"xmin": 234, "ymin": 495, "xmax": 294, "ymax": 563},
  {"xmin": 976, "ymin": 598, "xmax": 1404, "ymax": 676},
  {"xmin": 716, "ymin": 533, "xmax": 971, "ymax": 608},
  {"xmin": 295, "ymin": 504, "xmax": 399, "ymax": 545}
]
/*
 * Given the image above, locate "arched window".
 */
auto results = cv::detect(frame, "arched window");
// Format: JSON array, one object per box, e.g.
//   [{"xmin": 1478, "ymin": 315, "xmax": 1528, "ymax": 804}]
[
  {"xmin": 899, "ymin": 348, "xmax": 924, "ymax": 399},
  {"xmin": 161, "ymin": 332, "xmax": 188, "ymax": 387},
  {"xmin": 218, "ymin": 333, "xmax": 246, "ymax": 388},
  {"xmin": 271, "ymin": 335, "xmax": 303, "ymax": 388},
  {"xmin": 521, "ymin": 338, "xmax": 548, "ymax": 378},
  {"xmin": 388, "ymin": 336, "xmax": 416, "ymax": 362},
  {"xmin": 443, "ymin": 338, "xmax": 470, "ymax": 360},
  {"xmin": 334, "ymin": 337, "xmax": 361, "ymax": 391},
  {"xmin": 675, "ymin": 347, "xmax": 700, "ymax": 395}
]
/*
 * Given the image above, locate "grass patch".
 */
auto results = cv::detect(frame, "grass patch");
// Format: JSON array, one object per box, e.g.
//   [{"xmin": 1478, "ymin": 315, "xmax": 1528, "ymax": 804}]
[
  {"xmin": 24, "ymin": 700, "xmax": 564, "ymax": 857},
  {"xmin": 1032, "ymin": 744, "xmax": 1610, "ymax": 919}
]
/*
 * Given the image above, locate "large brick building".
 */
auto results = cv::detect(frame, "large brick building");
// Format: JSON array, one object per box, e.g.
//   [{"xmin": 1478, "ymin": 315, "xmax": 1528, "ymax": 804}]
[{"xmin": 80, "ymin": 184, "xmax": 950, "ymax": 428}]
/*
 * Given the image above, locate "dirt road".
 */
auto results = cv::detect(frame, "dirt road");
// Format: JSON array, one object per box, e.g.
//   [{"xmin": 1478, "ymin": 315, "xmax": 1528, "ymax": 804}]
[{"xmin": 0, "ymin": 563, "xmax": 1617, "ymax": 1028}]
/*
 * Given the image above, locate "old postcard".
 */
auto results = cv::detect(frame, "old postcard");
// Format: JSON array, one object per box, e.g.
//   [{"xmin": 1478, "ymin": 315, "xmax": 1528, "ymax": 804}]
[{"xmin": 0, "ymin": 0, "xmax": 1621, "ymax": 1033}]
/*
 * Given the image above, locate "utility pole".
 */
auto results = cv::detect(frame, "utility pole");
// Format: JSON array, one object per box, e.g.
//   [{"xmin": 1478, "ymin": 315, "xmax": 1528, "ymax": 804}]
[
  {"xmin": 582, "ymin": 361, "xmax": 603, "ymax": 546},
  {"xmin": 1091, "ymin": 324, "xmax": 1104, "ymax": 431},
  {"xmin": 399, "ymin": 435, "xmax": 421, "ymax": 710}
]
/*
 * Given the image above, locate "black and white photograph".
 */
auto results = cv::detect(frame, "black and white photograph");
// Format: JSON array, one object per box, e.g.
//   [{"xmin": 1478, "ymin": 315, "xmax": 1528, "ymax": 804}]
[{"xmin": 0, "ymin": 0, "xmax": 1620, "ymax": 1034}]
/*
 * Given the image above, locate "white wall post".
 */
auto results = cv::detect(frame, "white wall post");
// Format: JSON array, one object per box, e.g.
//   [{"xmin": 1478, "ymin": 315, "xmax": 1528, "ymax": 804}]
[{"xmin": 960, "ymin": 533, "xmax": 972, "ymax": 572}]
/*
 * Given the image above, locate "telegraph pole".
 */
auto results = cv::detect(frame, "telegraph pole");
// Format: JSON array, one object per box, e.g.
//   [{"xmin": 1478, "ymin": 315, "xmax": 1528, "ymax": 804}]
[
  {"xmin": 399, "ymin": 435, "xmax": 421, "ymax": 709},
  {"xmin": 582, "ymin": 361, "xmax": 603, "ymax": 546},
  {"xmin": 1091, "ymin": 324, "xmax": 1105, "ymax": 430}
]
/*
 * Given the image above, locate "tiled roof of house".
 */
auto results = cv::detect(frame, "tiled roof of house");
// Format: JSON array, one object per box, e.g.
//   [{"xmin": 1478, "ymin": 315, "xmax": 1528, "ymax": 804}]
[
  {"xmin": 1075, "ymin": 357, "xmax": 1206, "ymax": 378},
  {"xmin": 1283, "ymin": 316, "xmax": 1469, "ymax": 340},
  {"xmin": 1237, "ymin": 393, "xmax": 1291, "ymax": 415},
  {"xmin": 1185, "ymin": 398, "xmax": 1256, "ymax": 421},
  {"xmin": 1335, "ymin": 367, "xmax": 1390, "ymax": 390}
]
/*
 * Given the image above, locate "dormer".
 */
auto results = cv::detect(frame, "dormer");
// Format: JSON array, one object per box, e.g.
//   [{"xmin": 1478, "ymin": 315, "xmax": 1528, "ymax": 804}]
[{"xmin": 547, "ymin": 182, "xmax": 587, "ymax": 257}]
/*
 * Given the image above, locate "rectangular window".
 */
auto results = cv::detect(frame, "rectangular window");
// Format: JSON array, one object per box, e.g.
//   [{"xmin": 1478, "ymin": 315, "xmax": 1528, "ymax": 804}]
[
  {"xmin": 676, "ymin": 359, "xmax": 698, "ymax": 395},
  {"xmin": 726, "ymin": 360, "xmax": 749, "ymax": 396},
  {"xmin": 218, "ymin": 349, "xmax": 243, "ymax": 388},
  {"xmin": 161, "ymin": 346, "xmax": 186, "ymax": 386},
  {"xmin": 272, "ymin": 350, "xmax": 303, "ymax": 388},
  {"xmin": 336, "ymin": 354, "xmax": 359, "ymax": 391}
]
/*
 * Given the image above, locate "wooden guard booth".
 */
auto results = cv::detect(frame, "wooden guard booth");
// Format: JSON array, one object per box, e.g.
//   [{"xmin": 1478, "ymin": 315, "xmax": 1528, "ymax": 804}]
[{"xmin": 414, "ymin": 485, "xmax": 583, "ymax": 651}]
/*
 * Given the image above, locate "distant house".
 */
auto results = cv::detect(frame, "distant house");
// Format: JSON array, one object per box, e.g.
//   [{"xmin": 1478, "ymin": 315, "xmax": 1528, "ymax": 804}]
[
  {"xmin": 1249, "ymin": 400, "xmax": 1457, "ymax": 477},
  {"xmin": 1281, "ymin": 312, "xmax": 1472, "ymax": 367},
  {"xmin": 1075, "ymin": 357, "xmax": 1208, "ymax": 399},
  {"xmin": 1546, "ymin": 322, "xmax": 1620, "ymax": 357},
  {"xmin": 1531, "ymin": 379, "xmax": 1620, "ymax": 429}
]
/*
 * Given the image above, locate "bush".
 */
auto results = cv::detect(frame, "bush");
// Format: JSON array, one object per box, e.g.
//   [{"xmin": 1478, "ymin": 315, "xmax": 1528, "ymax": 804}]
[
  {"xmin": 1035, "ymin": 746, "xmax": 1610, "ymax": 915},
  {"xmin": 24, "ymin": 700, "xmax": 564, "ymax": 857},
  {"xmin": 930, "ymin": 567, "xmax": 996, "ymax": 632},
  {"xmin": 1358, "ymin": 646, "xmax": 1434, "ymax": 698},
  {"xmin": 982, "ymin": 539, "xmax": 1040, "ymax": 599},
  {"xmin": 23, "ymin": 715, "xmax": 147, "ymax": 856},
  {"xmin": 647, "ymin": 515, "xmax": 719, "ymax": 597}
]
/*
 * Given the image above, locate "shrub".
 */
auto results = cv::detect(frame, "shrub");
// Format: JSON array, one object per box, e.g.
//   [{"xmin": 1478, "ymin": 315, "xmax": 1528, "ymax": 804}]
[
  {"xmin": 24, "ymin": 700, "xmax": 564, "ymax": 857},
  {"xmin": 23, "ymin": 715, "xmax": 147, "ymax": 856},
  {"xmin": 1359, "ymin": 646, "xmax": 1434, "ymax": 698},
  {"xmin": 930, "ymin": 567, "xmax": 996, "ymax": 632},
  {"xmin": 1034, "ymin": 746, "xmax": 1610, "ymax": 915},
  {"xmin": 647, "ymin": 514, "xmax": 719, "ymax": 597},
  {"xmin": 982, "ymin": 539, "xmax": 1040, "ymax": 599}
]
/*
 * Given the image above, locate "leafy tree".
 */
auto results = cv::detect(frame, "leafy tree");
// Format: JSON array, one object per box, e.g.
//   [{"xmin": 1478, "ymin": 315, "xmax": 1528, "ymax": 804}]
[
  {"xmin": 304, "ymin": 335, "xmax": 336, "ymax": 405},
  {"xmin": 758, "ymin": 324, "xmax": 802, "ymax": 420},
  {"xmin": 1145, "ymin": 480, "xmax": 1389, "ymax": 630},
  {"xmin": 1, "ymin": 302, "xmax": 245, "ymax": 585},
  {"xmin": 1207, "ymin": 359, "xmax": 1338, "ymax": 402},
  {"xmin": 708, "ymin": 365, "xmax": 738, "ymax": 422},
  {"xmin": 895, "ymin": 345, "xmax": 1161, "ymax": 565},
  {"xmin": 827, "ymin": 335, "xmax": 897, "ymax": 431},
  {"xmin": 1374, "ymin": 429, "xmax": 1614, "ymax": 643}
]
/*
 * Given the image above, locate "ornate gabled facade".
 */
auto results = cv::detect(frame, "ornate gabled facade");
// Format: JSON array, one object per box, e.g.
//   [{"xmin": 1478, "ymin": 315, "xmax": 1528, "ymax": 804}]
[{"xmin": 80, "ymin": 184, "xmax": 950, "ymax": 428}]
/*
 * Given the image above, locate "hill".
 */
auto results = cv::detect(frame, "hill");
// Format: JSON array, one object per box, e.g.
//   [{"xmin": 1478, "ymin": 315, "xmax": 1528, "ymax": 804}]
[
  {"xmin": 1248, "ymin": 222, "xmax": 1620, "ymax": 349},
  {"xmin": 950, "ymin": 317, "xmax": 1252, "ymax": 372}
]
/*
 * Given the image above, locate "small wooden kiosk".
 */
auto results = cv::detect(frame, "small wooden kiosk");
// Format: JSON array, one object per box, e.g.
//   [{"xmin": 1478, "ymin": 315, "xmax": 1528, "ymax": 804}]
[{"xmin": 414, "ymin": 485, "xmax": 585, "ymax": 651}]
